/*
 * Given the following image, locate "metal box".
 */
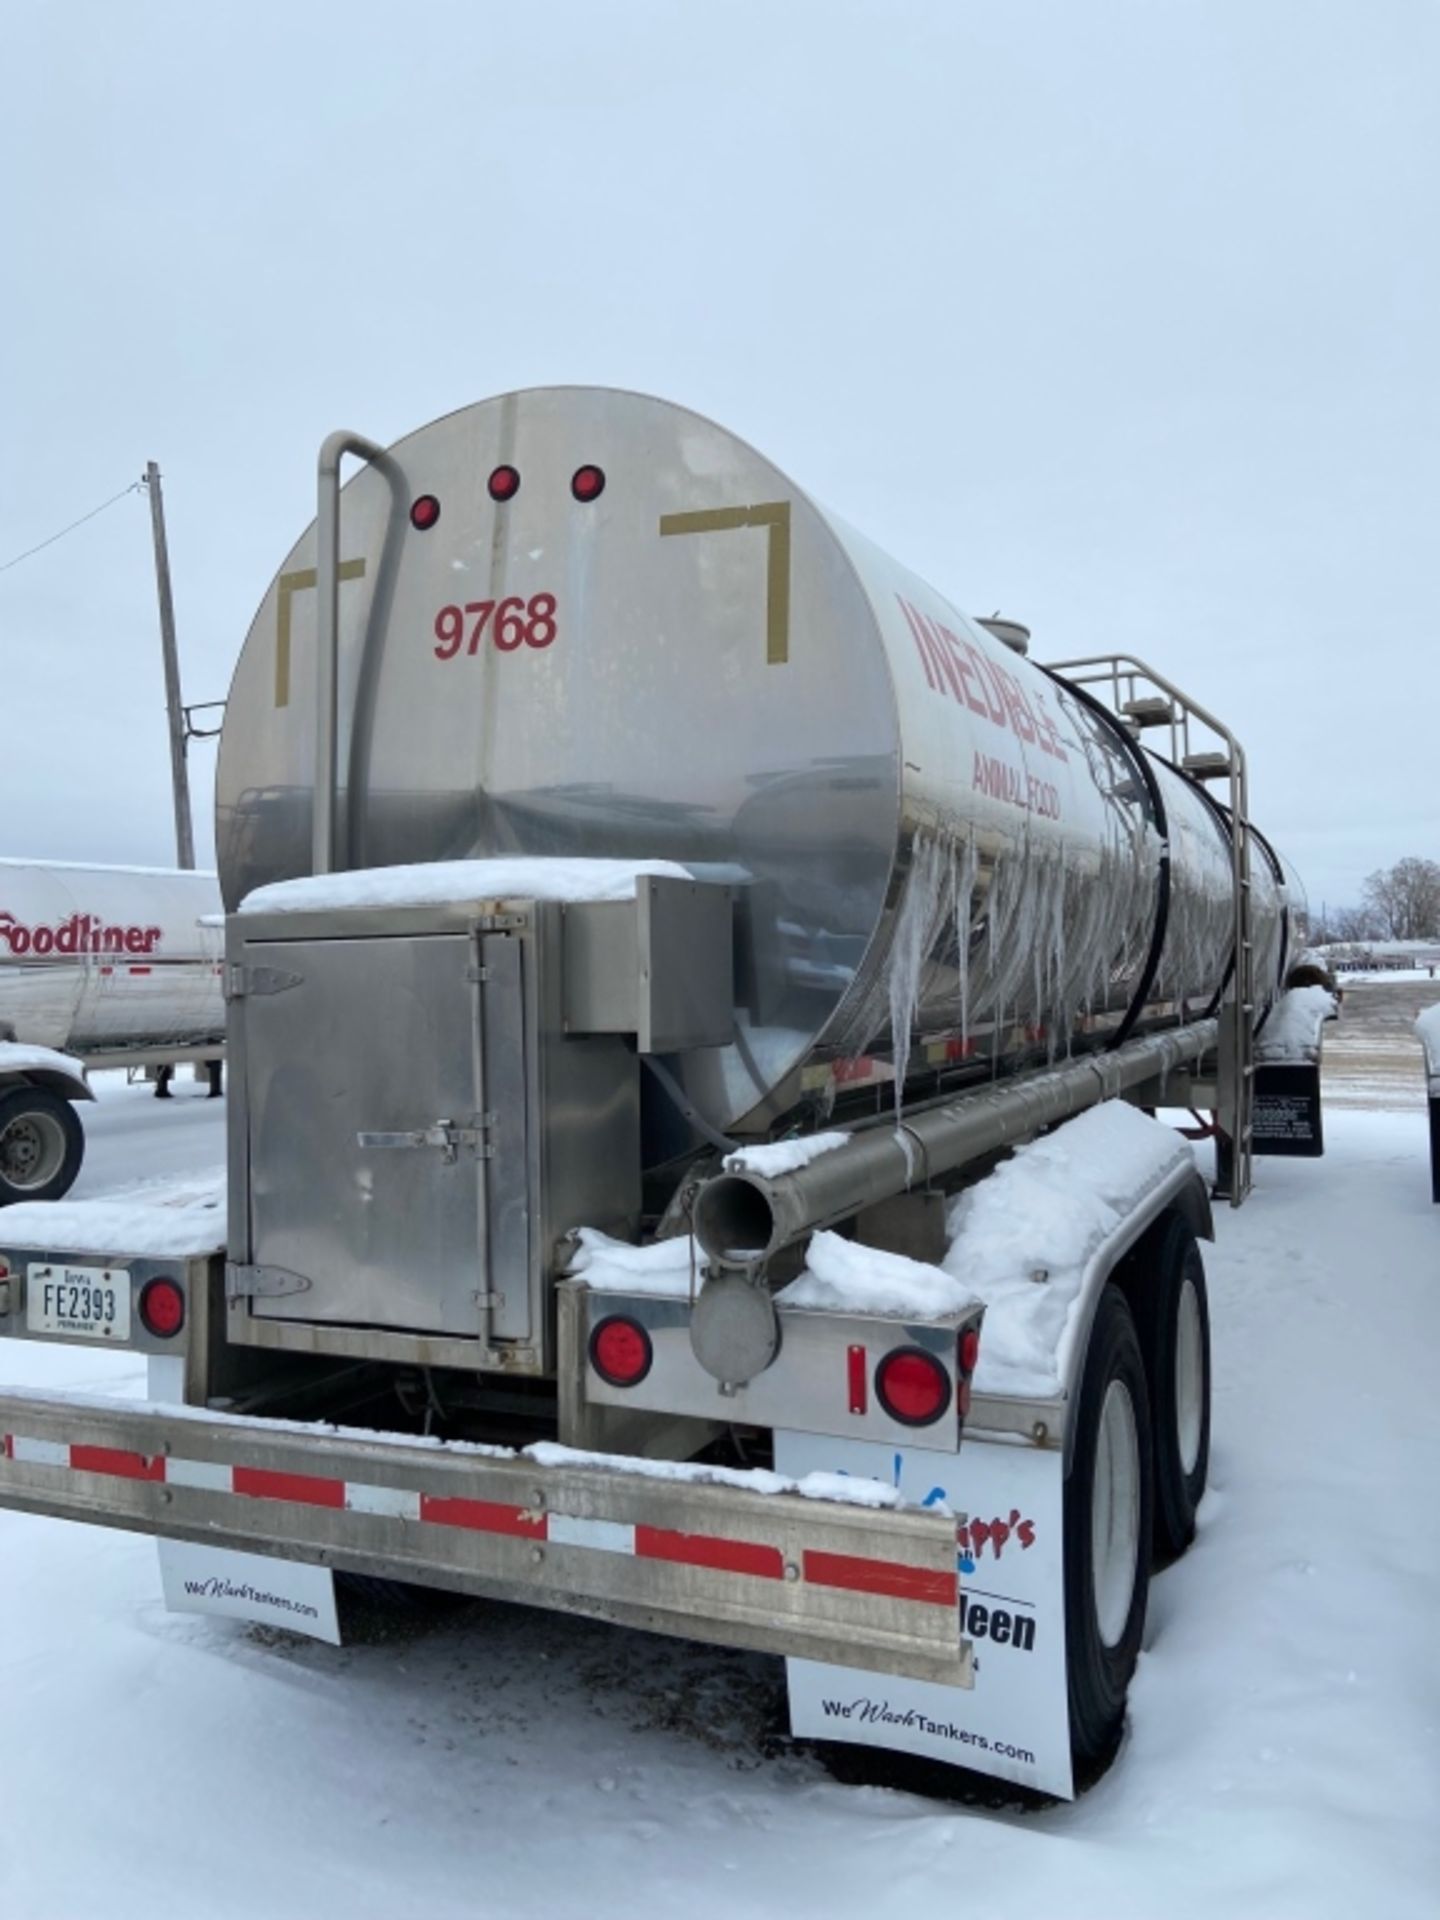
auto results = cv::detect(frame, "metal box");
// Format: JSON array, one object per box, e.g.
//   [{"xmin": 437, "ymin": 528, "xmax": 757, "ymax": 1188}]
[
  {"xmin": 561, "ymin": 876, "xmax": 733, "ymax": 1052},
  {"xmin": 224, "ymin": 899, "xmax": 643, "ymax": 1375}
]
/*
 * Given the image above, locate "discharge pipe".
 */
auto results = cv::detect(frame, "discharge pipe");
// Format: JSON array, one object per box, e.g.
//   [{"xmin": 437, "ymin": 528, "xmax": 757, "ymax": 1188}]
[{"xmin": 692, "ymin": 1020, "xmax": 1217, "ymax": 1269}]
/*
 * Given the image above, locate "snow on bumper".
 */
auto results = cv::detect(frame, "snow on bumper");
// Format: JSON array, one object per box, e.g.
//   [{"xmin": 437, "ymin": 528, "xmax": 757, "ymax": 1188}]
[{"xmin": 0, "ymin": 1388, "xmax": 973, "ymax": 1686}]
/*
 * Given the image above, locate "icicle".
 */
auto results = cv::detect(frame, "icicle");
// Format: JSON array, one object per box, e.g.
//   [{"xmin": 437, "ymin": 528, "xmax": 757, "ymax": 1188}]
[
  {"xmin": 955, "ymin": 827, "xmax": 977, "ymax": 1048},
  {"xmin": 885, "ymin": 829, "xmax": 950, "ymax": 1125}
]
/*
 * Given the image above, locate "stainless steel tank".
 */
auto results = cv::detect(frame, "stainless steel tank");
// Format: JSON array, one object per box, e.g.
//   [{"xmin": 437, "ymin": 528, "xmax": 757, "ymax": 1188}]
[{"xmin": 217, "ymin": 387, "xmax": 1291, "ymax": 1131}]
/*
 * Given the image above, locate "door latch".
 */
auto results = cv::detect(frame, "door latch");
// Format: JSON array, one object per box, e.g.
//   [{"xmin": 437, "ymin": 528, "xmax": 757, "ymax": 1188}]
[
  {"xmin": 356, "ymin": 1116, "xmax": 495, "ymax": 1164},
  {"xmin": 226, "ymin": 1263, "xmax": 314, "ymax": 1301}
]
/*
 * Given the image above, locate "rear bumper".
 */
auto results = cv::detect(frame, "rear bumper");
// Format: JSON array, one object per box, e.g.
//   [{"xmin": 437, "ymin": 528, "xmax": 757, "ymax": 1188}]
[{"xmin": 0, "ymin": 1386, "xmax": 972, "ymax": 1686}]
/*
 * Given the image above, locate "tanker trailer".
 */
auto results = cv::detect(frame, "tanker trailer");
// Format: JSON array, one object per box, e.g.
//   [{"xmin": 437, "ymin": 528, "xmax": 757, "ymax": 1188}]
[
  {"xmin": 0, "ymin": 859, "xmax": 224, "ymax": 1203},
  {"xmin": 0, "ymin": 390, "xmax": 1304, "ymax": 1798}
]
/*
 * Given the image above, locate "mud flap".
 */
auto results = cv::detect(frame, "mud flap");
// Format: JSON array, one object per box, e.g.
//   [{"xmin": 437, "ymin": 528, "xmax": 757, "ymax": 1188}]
[
  {"xmin": 145, "ymin": 1358, "xmax": 341, "ymax": 1645},
  {"xmin": 157, "ymin": 1539, "xmax": 341, "ymax": 1643},
  {"xmin": 775, "ymin": 1431, "xmax": 1072, "ymax": 1799}
]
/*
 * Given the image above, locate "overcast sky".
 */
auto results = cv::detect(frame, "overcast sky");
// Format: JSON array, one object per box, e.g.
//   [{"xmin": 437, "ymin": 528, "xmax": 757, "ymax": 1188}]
[{"xmin": 3, "ymin": 0, "xmax": 1435, "ymax": 914}]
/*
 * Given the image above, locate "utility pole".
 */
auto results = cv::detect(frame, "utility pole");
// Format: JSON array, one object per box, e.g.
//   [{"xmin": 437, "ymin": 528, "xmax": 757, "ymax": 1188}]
[{"xmin": 143, "ymin": 461, "xmax": 195, "ymax": 870}]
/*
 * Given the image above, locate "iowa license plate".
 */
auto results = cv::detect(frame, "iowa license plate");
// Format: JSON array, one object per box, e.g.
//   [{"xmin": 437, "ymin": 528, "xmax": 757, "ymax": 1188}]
[{"xmin": 27, "ymin": 1263, "xmax": 131, "ymax": 1341}]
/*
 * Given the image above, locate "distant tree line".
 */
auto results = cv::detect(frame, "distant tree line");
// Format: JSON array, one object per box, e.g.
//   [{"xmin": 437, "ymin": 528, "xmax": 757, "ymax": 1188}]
[{"xmin": 1309, "ymin": 857, "xmax": 1440, "ymax": 944}]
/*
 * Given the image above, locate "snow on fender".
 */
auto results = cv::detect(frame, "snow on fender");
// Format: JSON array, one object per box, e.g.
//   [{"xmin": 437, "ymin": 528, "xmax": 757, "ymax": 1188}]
[{"xmin": 0, "ymin": 1041, "xmax": 92, "ymax": 1102}]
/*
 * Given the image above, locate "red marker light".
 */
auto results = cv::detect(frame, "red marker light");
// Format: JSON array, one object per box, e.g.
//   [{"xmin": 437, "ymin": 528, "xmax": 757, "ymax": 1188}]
[
  {"xmin": 959, "ymin": 1327, "xmax": 981, "ymax": 1375},
  {"xmin": 409, "ymin": 494, "xmax": 441, "ymax": 531},
  {"xmin": 488, "ymin": 465, "xmax": 521, "ymax": 503},
  {"xmin": 589, "ymin": 1315, "xmax": 652, "ymax": 1387},
  {"xmin": 875, "ymin": 1346, "xmax": 951, "ymax": 1427},
  {"xmin": 571, "ymin": 464, "xmax": 606, "ymax": 503},
  {"xmin": 847, "ymin": 1343, "xmax": 868, "ymax": 1415},
  {"xmin": 138, "ymin": 1277, "xmax": 186, "ymax": 1339}
]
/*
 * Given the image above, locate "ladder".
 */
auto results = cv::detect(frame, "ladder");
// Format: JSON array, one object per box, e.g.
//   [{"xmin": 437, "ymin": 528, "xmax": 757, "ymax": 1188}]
[{"xmin": 1040, "ymin": 653, "xmax": 1256, "ymax": 1205}]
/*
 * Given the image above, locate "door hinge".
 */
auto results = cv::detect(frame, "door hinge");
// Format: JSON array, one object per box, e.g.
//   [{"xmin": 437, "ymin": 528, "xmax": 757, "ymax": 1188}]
[{"xmin": 226, "ymin": 964, "xmax": 304, "ymax": 1001}]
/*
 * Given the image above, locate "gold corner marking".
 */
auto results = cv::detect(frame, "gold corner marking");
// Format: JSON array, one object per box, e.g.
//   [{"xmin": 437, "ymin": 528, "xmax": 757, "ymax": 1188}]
[
  {"xmin": 274, "ymin": 559, "xmax": 367, "ymax": 708},
  {"xmin": 658, "ymin": 501, "xmax": 792, "ymax": 665}
]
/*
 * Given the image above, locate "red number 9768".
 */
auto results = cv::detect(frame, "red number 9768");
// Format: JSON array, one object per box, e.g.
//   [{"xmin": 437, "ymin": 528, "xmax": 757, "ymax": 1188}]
[{"xmin": 433, "ymin": 593, "xmax": 557, "ymax": 660}]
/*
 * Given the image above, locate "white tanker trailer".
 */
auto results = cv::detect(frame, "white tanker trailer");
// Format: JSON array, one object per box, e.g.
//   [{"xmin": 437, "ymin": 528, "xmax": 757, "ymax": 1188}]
[
  {"xmin": 0, "ymin": 390, "xmax": 1315, "ymax": 1799},
  {"xmin": 0, "ymin": 860, "xmax": 225, "ymax": 1204}
]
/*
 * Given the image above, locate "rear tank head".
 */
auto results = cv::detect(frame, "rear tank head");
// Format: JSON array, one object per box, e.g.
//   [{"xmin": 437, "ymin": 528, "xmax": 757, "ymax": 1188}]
[{"xmin": 216, "ymin": 387, "xmax": 903, "ymax": 1129}]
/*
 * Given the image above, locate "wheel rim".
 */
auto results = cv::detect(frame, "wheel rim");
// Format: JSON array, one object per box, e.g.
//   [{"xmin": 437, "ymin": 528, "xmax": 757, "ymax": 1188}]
[
  {"xmin": 1091, "ymin": 1377, "xmax": 1141, "ymax": 1649},
  {"xmin": 0, "ymin": 1110, "xmax": 67, "ymax": 1191},
  {"xmin": 1175, "ymin": 1276, "xmax": 1203, "ymax": 1478}
]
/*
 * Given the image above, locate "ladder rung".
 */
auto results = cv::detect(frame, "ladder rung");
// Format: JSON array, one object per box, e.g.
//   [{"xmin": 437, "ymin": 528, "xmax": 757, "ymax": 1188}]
[
  {"xmin": 1183, "ymin": 751, "xmax": 1234, "ymax": 779},
  {"xmin": 1120, "ymin": 697, "xmax": 1176, "ymax": 728}
]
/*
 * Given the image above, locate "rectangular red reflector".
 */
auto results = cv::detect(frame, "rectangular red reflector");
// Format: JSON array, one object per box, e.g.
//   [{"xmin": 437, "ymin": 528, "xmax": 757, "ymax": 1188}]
[
  {"xmin": 233, "ymin": 1465, "xmax": 345, "ymax": 1509},
  {"xmin": 803, "ymin": 1549, "xmax": 958, "ymax": 1607},
  {"xmin": 635, "ymin": 1525, "xmax": 784, "ymax": 1580},
  {"xmin": 70, "ymin": 1445, "xmax": 166, "ymax": 1483},
  {"xmin": 847, "ymin": 1343, "xmax": 867, "ymax": 1415},
  {"xmin": 418, "ymin": 1494, "xmax": 545, "ymax": 1538}
]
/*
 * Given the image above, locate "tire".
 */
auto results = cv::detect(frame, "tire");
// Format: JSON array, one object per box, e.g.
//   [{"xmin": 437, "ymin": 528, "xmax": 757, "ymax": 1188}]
[
  {"xmin": 0, "ymin": 1087, "xmax": 85, "ymax": 1206},
  {"xmin": 1130, "ymin": 1215, "xmax": 1211, "ymax": 1563},
  {"xmin": 1065, "ymin": 1284, "xmax": 1153, "ymax": 1776}
]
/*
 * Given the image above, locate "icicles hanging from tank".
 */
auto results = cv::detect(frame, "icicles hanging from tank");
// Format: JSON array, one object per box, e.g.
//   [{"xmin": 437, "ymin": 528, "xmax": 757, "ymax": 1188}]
[
  {"xmin": 884, "ymin": 828, "xmax": 956, "ymax": 1123},
  {"xmin": 824, "ymin": 789, "xmax": 1156, "ymax": 1109},
  {"xmin": 807, "ymin": 670, "xmax": 1222, "ymax": 1108},
  {"xmin": 978, "ymin": 832, "xmax": 1037, "ymax": 1071},
  {"xmin": 953, "ymin": 827, "xmax": 977, "ymax": 1049}
]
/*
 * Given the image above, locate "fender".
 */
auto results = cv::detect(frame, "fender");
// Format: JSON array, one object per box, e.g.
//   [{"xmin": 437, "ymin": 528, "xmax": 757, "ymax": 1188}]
[
  {"xmin": 0, "ymin": 1040, "xmax": 94, "ymax": 1102},
  {"xmin": 957, "ymin": 1156, "xmax": 1213, "ymax": 1472}
]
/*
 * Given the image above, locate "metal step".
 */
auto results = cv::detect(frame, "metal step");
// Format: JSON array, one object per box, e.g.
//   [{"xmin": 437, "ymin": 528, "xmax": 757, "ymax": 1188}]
[
  {"xmin": 1182, "ymin": 750, "xmax": 1233, "ymax": 780},
  {"xmin": 1120, "ymin": 696, "xmax": 1176, "ymax": 728}
]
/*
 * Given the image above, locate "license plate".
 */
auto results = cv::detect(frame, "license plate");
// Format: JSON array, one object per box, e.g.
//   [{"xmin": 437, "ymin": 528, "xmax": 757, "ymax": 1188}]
[{"xmin": 26, "ymin": 1262, "xmax": 131, "ymax": 1341}]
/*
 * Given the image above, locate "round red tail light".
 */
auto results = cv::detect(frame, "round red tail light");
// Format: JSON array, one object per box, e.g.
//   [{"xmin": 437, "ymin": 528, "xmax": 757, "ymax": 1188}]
[
  {"xmin": 409, "ymin": 494, "xmax": 441, "ymax": 530},
  {"xmin": 875, "ymin": 1346, "xmax": 951, "ymax": 1426},
  {"xmin": 571, "ymin": 464, "xmax": 605, "ymax": 502},
  {"xmin": 589, "ymin": 1315, "xmax": 652, "ymax": 1388},
  {"xmin": 488, "ymin": 464, "xmax": 520, "ymax": 502},
  {"xmin": 959, "ymin": 1327, "xmax": 981, "ymax": 1375},
  {"xmin": 138, "ymin": 1277, "xmax": 185, "ymax": 1339}
]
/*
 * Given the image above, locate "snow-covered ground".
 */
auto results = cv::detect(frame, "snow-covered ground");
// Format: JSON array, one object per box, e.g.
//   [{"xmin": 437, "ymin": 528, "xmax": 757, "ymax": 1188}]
[
  {"xmin": 1324, "ymin": 977, "xmax": 1440, "ymax": 1111},
  {"xmin": 1333, "ymin": 966, "xmax": 1440, "ymax": 984},
  {"xmin": 1, "ymin": 1077, "xmax": 1437, "ymax": 1918}
]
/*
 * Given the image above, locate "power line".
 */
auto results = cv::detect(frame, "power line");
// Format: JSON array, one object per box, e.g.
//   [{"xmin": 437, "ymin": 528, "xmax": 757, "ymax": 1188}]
[{"xmin": 0, "ymin": 479, "xmax": 145, "ymax": 574}]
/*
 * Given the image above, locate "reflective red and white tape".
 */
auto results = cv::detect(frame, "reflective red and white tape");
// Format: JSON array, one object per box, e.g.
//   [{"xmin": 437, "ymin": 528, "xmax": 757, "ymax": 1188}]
[{"xmin": 1, "ymin": 1433, "xmax": 958, "ymax": 1607}]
